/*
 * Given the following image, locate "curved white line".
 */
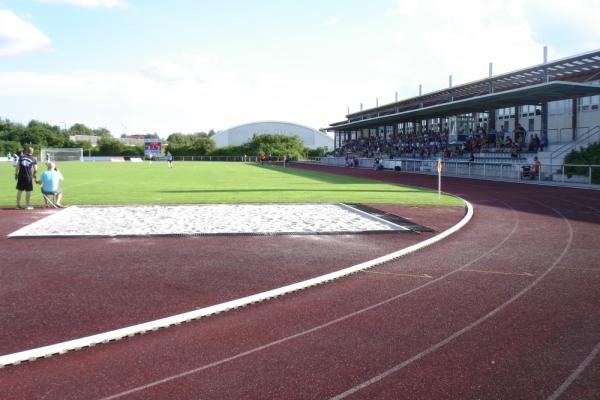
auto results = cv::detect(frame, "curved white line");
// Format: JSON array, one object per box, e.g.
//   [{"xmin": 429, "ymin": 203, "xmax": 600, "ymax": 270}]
[
  {"xmin": 0, "ymin": 202, "xmax": 473, "ymax": 368},
  {"xmin": 546, "ymin": 341, "xmax": 600, "ymax": 400},
  {"xmin": 99, "ymin": 200, "xmax": 519, "ymax": 400},
  {"xmin": 331, "ymin": 202, "xmax": 573, "ymax": 399}
]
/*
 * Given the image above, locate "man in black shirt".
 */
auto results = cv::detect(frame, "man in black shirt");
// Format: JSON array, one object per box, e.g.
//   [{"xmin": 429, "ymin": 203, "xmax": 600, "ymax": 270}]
[{"xmin": 15, "ymin": 147, "xmax": 38, "ymax": 210}]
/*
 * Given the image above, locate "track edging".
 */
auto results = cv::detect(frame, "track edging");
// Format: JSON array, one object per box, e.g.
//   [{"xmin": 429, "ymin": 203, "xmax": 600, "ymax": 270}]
[{"xmin": 0, "ymin": 200, "xmax": 473, "ymax": 368}]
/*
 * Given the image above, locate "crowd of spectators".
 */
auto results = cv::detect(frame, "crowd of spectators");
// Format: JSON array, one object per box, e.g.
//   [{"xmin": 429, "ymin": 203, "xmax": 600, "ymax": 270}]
[{"xmin": 332, "ymin": 125, "xmax": 547, "ymax": 161}]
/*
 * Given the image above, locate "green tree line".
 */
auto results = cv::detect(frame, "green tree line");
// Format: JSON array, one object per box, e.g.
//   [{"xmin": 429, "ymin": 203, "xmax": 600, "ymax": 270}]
[
  {"xmin": 1, "ymin": 118, "xmax": 327, "ymax": 159},
  {"xmin": 165, "ymin": 131, "xmax": 326, "ymax": 159}
]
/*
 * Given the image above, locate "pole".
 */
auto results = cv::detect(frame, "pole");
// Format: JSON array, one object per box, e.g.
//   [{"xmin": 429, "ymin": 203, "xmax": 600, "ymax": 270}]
[{"xmin": 437, "ymin": 158, "xmax": 442, "ymax": 201}]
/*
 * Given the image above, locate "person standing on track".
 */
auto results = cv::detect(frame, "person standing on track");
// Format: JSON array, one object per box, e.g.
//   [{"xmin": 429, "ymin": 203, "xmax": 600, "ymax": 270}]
[
  {"xmin": 166, "ymin": 151, "xmax": 173, "ymax": 168},
  {"xmin": 15, "ymin": 147, "xmax": 38, "ymax": 210}
]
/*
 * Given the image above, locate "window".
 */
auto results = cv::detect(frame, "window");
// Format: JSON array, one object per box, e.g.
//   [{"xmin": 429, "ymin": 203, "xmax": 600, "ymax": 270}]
[{"xmin": 578, "ymin": 97, "xmax": 591, "ymax": 112}]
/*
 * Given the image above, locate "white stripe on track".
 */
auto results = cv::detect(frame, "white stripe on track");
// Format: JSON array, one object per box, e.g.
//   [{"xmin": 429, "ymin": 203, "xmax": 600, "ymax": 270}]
[
  {"xmin": 546, "ymin": 341, "xmax": 600, "ymax": 400},
  {"xmin": 331, "ymin": 202, "xmax": 573, "ymax": 399},
  {"xmin": 99, "ymin": 200, "xmax": 520, "ymax": 400},
  {"xmin": 0, "ymin": 201, "xmax": 472, "ymax": 368}
]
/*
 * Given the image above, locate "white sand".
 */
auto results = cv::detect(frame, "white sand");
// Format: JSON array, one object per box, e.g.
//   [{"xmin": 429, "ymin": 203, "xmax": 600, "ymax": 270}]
[{"xmin": 8, "ymin": 204, "xmax": 408, "ymax": 237}]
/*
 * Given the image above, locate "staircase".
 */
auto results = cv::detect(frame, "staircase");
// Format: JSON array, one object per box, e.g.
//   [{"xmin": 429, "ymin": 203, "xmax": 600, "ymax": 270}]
[{"xmin": 537, "ymin": 125, "xmax": 600, "ymax": 167}]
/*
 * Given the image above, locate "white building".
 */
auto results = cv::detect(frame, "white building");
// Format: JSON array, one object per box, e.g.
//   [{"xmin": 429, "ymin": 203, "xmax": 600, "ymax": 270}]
[{"xmin": 214, "ymin": 121, "xmax": 334, "ymax": 150}]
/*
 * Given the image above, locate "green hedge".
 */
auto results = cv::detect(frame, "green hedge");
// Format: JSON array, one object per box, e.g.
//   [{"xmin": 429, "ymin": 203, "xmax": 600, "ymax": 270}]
[{"xmin": 564, "ymin": 142, "xmax": 600, "ymax": 184}]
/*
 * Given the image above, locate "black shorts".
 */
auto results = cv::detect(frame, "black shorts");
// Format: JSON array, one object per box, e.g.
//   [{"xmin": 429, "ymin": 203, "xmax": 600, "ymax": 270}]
[{"xmin": 16, "ymin": 178, "xmax": 33, "ymax": 192}]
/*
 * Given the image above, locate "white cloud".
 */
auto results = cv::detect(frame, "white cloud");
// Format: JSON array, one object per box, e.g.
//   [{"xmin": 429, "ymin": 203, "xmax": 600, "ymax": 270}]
[
  {"xmin": 362, "ymin": 0, "xmax": 548, "ymax": 105},
  {"xmin": 139, "ymin": 59, "xmax": 191, "ymax": 83},
  {"xmin": 38, "ymin": 0, "xmax": 128, "ymax": 8},
  {"xmin": 321, "ymin": 17, "xmax": 338, "ymax": 27},
  {"xmin": 0, "ymin": 9, "xmax": 51, "ymax": 56},
  {"xmin": 2, "ymin": 1, "xmax": 599, "ymax": 137},
  {"xmin": 0, "ymin": 53, "xmax": 338, "ymax": 136}
]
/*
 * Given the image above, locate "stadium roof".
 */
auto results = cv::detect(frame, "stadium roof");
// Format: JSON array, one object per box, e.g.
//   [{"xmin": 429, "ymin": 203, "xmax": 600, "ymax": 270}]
[
  {"xmin": 329, "ymin": 81, "xmax": 600, "ymax": 130},
  {"xmin": 330, "ymin": 48, "xmax": 600, "ymax": 130}
]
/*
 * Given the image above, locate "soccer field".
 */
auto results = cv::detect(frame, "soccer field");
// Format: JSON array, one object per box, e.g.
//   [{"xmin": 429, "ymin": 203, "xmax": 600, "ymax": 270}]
[{"xmin": 0, "ymin": 161, "xmax": 462, "ymax": 207}]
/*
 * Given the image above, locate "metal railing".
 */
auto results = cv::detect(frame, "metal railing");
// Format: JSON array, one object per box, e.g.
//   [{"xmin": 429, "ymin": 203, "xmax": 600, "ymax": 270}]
[
  {"xmin": 309, "ymin": 156, "xmax": 600, "ymax": 187},
  {"xmin": 550, "ymin": 125, "xmax": 600, "ymax": 165},
  {"xmin": 174, "ymin": 155, "xmax": 260, "ymax": 162}
]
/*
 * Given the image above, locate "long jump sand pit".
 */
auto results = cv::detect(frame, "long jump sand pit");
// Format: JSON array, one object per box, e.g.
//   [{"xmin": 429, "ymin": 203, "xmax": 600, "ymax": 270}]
[{"xmin": 8, "ymin": 203, "xmax": 415, "ymax": 238}]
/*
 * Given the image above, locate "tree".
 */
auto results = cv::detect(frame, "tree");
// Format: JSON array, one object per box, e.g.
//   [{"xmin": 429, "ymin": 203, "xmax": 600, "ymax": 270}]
[
  {"xmin": 92, "ymin": 127, "xmax": 112, "ymax": 138},
  {"xmin": 68, "ymin": 123, "xmax": 94, "ymax": 137},
  {"xmin": 244, "ymin": 134, "xmax": 305, "ymax": 158},
  {"xmin": 97, "ymin": 137, "xmax": 126, "ymax": 155},
  {"xmin": 166, "ymin": 132, "xmax": 192, "ymax": 145},
  {"xmin": 190, "ymin": 135, "xmax": 216, "ymax": 155}
]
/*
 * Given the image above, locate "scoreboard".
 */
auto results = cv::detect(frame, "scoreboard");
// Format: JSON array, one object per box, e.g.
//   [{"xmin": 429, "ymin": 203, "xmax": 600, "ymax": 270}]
[{"xmin": 144, "ymin": 140, "xmax": 161, "ymax": 156}]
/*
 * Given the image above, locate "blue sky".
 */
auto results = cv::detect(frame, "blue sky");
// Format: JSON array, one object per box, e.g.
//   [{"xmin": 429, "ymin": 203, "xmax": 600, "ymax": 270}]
[{"xmin": 1, "ymin": 0, "xmax": 599, "ymax": 137}]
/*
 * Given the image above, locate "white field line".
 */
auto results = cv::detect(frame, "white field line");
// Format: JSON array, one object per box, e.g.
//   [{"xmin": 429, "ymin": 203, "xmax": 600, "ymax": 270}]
[{"xmin": 0, "ymin": 201, "xmax": 473, "ymax": 367}]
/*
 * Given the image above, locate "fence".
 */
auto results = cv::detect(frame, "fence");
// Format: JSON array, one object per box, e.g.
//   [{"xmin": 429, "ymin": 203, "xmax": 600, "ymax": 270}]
[
  {"xmin": 309, "ymin": 157, "xmax": 600, "ymax": 187},
  {"xmin": 174, "ymin": 155, "xmax": 261, "ymax": 162}
]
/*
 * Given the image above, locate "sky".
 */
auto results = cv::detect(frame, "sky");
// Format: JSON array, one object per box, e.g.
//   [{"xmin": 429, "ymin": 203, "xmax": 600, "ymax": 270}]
[{"xmin": 1, "ymin": 0, "xmax": 599, "ymax": 138}]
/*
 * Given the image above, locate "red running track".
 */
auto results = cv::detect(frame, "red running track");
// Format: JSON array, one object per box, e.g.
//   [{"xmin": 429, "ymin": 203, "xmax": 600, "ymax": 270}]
[{"xmin": 1, "ymin": 165, "xmax": 599, "ymax": 399}]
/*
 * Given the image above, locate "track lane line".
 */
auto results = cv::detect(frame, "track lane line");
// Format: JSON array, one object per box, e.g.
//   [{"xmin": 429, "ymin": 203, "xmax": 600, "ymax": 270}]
[
  {"xmin": 330, "ymin": 201, "xmax": 573, "ymax": 399},
  {"xmin": 0, "ymin": 201, "xmax": 473, "ymax": 368},
  {"xmin": 547, "ymin": 340, "xmax": 600, "ymax": 400},
  {"xmin": 97, "ymin": 200, "xmax": 519, "ymax": 400}
]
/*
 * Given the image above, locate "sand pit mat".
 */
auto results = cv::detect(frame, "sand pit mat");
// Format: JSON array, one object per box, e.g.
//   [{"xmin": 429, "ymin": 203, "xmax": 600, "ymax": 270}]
[{"xmin": 7, "ymin": 203, "xmax": 433, "ymax": 238}]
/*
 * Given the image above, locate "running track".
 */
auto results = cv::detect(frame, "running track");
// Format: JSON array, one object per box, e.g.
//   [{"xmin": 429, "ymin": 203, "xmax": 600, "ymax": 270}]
[{"xmin": 1, "ymin": 164, "xmax": 599, "ymax": 399}]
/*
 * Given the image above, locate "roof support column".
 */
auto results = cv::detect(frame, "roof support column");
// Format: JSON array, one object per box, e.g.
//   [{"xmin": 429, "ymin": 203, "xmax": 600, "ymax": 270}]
[
  {"xmin": 571, "ymin": 98, "xmax": 577, "ymax": 141},
  {"xmin": 541, "ymin": 102, "xmax": 548, "ymax": 143},
  {"xmin": 514, "ymin": 106, "xmax": 520, "ymax": 142},
  {"xmin": 488, "ymin": 109, "xmax": 496, "ymax": 132}
]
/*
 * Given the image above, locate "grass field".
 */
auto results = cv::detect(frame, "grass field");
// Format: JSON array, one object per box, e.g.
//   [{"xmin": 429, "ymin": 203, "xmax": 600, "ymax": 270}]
[{"xmin": 0, "ymin": 161, "xmax": 463, "ymax": 207}]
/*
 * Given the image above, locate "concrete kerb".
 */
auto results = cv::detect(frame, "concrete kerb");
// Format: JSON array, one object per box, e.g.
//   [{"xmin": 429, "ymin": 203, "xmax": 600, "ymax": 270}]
[{"xmin": 0, "ymin": 200, "xmax": 474, "ymax": 367}]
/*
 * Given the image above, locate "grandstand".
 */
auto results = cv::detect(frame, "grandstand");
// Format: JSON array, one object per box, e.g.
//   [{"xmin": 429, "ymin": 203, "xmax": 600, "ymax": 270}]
[{"xmin": 325, "ymin": 48, "xmax": 600, "ymax": 184}]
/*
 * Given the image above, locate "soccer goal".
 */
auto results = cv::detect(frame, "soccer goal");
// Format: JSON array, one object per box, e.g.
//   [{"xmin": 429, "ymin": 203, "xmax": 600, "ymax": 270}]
[{"xmin": 41, "ymin": 148, "xmax": 84, "ymax": 162}]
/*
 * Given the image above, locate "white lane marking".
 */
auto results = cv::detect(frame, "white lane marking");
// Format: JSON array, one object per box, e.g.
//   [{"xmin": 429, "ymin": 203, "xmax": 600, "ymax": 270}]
[
  {"xmin": 330, "ymin": 203, "xmax": 573, "ymax": 399},
  {"xmin": 546, "ymin": 340, "xmax": 600, "ymax": 400},
  {"xmin": 0, "ymin": 202, "xmax": 473, "ymax": 368},
  {"xmin": 99, "ymin": 201, "xmax": 519, "ymax": 400}
]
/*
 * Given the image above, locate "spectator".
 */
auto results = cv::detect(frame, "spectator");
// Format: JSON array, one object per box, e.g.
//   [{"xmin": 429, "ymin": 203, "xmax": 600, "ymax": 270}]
[
  {"xmin": 540, "ymin": 132, "xmax": 548, "ymax": 151},
  {"xmin": 37, "ymin": 161, "xmax": 64, "ymax": 208},
  {"xmin": 531, "ymin": 156, "xmax": 541, "ymax": 179}
]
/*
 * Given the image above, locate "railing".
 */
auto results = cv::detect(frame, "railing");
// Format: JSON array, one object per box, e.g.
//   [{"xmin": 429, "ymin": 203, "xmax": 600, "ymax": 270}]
[
  {"xmin": 308, "ymin": 157, "xmax": 600, "ymax": 187},
  {"xmin": 81, "ymin": 155, "xmax": 304, "ymax": 163},
  {"xmin": 550, "ymin": 125, "xmax": 600, "ymax": 166},
  {"xmin": 175, "ymin": 155, "xmax": 260, "ymax": 162}
]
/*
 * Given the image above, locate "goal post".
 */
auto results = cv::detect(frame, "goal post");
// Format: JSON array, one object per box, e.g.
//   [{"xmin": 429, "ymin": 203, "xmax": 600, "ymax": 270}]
[{"xmin": 41, "ymin": 148, "xmax": 84, "ymax": 162}]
